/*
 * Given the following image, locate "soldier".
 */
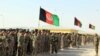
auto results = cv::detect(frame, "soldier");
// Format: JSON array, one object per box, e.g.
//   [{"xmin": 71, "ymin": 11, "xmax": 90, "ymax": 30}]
[
  {"xmin": 24, "ymin": 30, "xmax": 32, "ymax": 55},
  {"xmin": 63, "ymin": 33, "xmax": 69, "ymax": 48},
  {"xmin": 13, "ymin": 30, "xmax": 18, "ymax": 56},
  {"xmin": 17, "ymin": 30, "xmax": 25, "ymax": 56},
  {"xmin": 70, "ymin": 32, "xmax": 75, "ymax": 47},
  {"xmin": 2, "ymin": 30, "xmax": 9, "ymax": 56},
  {"xmin": 31, "ymin": 30, "xmax": 38, "ymax": 56},
  {"xmin": 94, "ymin": 34, "xmax": 99, "ymax": 55},
  {"xmin": 0, "ymin": 30, "xmax": 4, "ymax": 56},
  {"xmin": 50, "ymin": 33, "xmax": 58, "ymax": 54},
  {"xmin": 56, "ymin": 33, "xmax": 61, "ymax": 50},
  {"xmin": 76, "ymin": 33, "xmax": 80, "ymax": 48},
  {"xmin": 39, "ymin": 30, "xmax": 45, "ymax": 53},
  {"xmin": 66, "ymin": 33, "xmax": 72, "ymax": 48},
  {"xmin": 6, "ymin": 30, "xmax": 15, "ymax": 56},
  {"xmin": 41, "ymin": 30, "xmax": 48, "ymax": 53},
  {"xmin": 33, "ymin": 30, "xmax": 40, "ymax": 54},
  {"xmin": 44, "ymin": 30, "xmax": 50, "ymax": 52},
  {"xmin": 60, "ymin": 33, "xmax": 64, "ymax": 50}
]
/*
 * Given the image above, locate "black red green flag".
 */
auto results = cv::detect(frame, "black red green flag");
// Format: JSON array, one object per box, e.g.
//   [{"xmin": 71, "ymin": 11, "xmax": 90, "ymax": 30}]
[
  {"xmin": 39, "ymin": 8, "xmax": 59, "ymax": 26},
  {"xmin": 89, "ymin": 24, "xmax": 95, "ymax": 30},
  {"xmin": 74, "ymin": 17, "xmax": 82, "ymax": 27}
]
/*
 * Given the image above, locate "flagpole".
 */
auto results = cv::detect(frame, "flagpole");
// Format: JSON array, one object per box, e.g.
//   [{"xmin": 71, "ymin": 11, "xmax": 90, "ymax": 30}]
[
  {"xmin": 38, "ymin": 6, "xmax": 41, "ymax": 29},
  {"xmin": 38, "ymin": 20, "xmax": 40, "ymax": 29}
]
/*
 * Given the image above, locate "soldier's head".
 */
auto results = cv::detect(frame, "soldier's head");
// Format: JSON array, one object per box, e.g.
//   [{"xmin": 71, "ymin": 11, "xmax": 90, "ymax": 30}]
[
  {"xmin": 35, "ymin": 29, "xmax": 38, "ymax": 33},
  {"xmin": 2, "ymin": 30, "xmax": 7, "ymax": 36},
  {"xmin": 71, "ymin": 32, "xmax": 74, "ymax": 35},
  {"xmin": 24, "ymin": 31, "xmax": 30, "ymax": 37},
  {"xmin": 95, "ymin": 33, "xmax": 98, "ymax": 37},
  {"xmin": 0, "ymin": 31, "xmax": 3, "ymax": 36},
  {"xmin": 51, "ymin": 33, "xmax": 54, "ymax": 36},
  {"xmin": 31, "ymin": 30, "xmax": 34, "ymax": 34},
  {"xmin": 18, "ymin": 29, "xmax": 25, "ymax": 35},
  {"xmin": 42, "ymin": 29, "xmax": 46, "ymax": 34}
]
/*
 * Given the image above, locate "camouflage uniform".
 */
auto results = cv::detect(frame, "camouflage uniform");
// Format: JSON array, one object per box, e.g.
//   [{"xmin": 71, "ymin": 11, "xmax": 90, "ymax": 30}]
[
  {"xmin": 94, "ymin": 34, "xmax": 99, "ymax": 55},
  {"xmin": 31, "ymin": 32, "xmax": 38, "ymax": 56},
  {"xmin": 24, "ymin": 32, "xmax": 31, "ymax": 55},
  {"xmin": 35, "ymin": 32, "xmax": 41, "ymax": 53},
  {"xmin": 13, "ymin": 31, "xmax": 18, "ymax": 56},
  {"xmin": 60, "ymin": 34, "xmax": 64, "ymax": 49},
  {"xmin": 0, "ymin": 33, "xmax": 4, "ymax": 56},
  {"xmin": 3, "ymin": 32, "xmax": 8, "ymax": 56},
  {"xmin": 50, "ymin": 34, "xmax": 58, "ymax": 54},
  {"xmin": 0, "ymin": 31, "xmax": 8, "ymax": 56},
  {"xmin": 17, "ymin": 31, "xmax": 25, "ymax": 56},
  {"xmin": 44, "ymin": 32, "xmax": 50, "ymax": 52},
  {"xmin": 76, "ymin": 34, "xmax": 80, "ymax": 48},
  {"xmin": 6, "ymin": 32, "xmax": 15, "ymax": 56}
]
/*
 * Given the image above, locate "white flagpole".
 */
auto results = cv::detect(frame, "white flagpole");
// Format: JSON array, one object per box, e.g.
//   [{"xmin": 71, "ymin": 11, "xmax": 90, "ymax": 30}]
[{"xmin": 38, "ymin": 20, "xmax": 40, "ymax": 29}]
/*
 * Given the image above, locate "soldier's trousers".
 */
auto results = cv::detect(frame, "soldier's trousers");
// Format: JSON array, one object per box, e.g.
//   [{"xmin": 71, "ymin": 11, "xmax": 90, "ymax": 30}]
[
  {"xmin": 18, "ymin": 47, "xmax": 23, "ymax": 56},
  {"xmin": 51, "ymin": 44, "xmax": 58, "ymax": 54},
  {"xmin": 18, "ymin": 46, "xmax": 27, "ymax": 56},
  {"xmin": 95, "ymin": 45, "xmax": 99, "ymax": 54},
  {"xmin": 0, "ymin": 46, "xmax": 3, "ymax": 56},
  {"xmin": 13, "ymin": 44, "xmax": 17, "ymax": 56},
  {"xmin": 0, "ymin": 45, "xmax": 7, "ymax": 56},
  {"xmin": 32, "ymin": 47, "xmax": 38, "ymax": 56},
  {"xmin": 6, "ymin": 47, "xmax": 13, "ymax": 56}
]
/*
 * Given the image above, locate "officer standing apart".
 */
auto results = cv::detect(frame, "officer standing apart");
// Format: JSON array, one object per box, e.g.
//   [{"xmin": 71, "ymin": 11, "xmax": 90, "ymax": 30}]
[{"xmin": 94, "ymin": 34, "xmax": 99, "ymax": 55}]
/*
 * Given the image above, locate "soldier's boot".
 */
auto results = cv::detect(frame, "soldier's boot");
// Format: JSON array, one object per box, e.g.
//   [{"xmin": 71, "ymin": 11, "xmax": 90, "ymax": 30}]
[{"xmin": 55, "ymin": 48, "xmax": 58, "ymax": 54}]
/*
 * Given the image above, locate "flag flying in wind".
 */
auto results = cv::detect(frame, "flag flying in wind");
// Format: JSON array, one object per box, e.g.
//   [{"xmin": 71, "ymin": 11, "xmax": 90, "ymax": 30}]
[
  {"xmin": 89, "ymin": 24, "xmax": 95, "ymax": 30},
  {"xmin": 52, "ymin": 15, "xmax": 59, "ymax": 26},
  {"xmin": 39, "ymin": 7, "xmax": 59, "ymax": 26},
  {"xmin": 74, "ymin": 17, "xmax": 82, "ymax": 27}
]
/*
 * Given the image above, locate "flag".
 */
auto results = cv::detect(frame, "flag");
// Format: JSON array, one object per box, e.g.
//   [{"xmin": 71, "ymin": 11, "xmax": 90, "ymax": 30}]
[
  {"xmin": 52, "ymin": 15, "xmax": 59, "ymax": 26},
  {"xmin": 89, "ymin": 24, "xmax": 95, "ymax": 30},
  {"xmin": 46, "ymin": 11, "xmax": 53, "ymax": 24},
  {"xmin": 39, "ymin": 7, "xmax": 59, "ymax": 26},
  {"xmin": 39, "ymin": 8, "xmax": 47, "ymax": 22},
  {"xmin": 74, "ymin": 17, "xmax": 82, "ymax": 27}
]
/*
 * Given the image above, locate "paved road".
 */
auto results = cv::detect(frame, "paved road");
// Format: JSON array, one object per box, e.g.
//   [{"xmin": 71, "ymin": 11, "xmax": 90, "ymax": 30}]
[
  {"xmin": 27, "ymin": 43, "xmax": 100, "ymax": 56},
  {"xmin": 36, "ymin": 43, "xmax": 99, "ymax": 56}
]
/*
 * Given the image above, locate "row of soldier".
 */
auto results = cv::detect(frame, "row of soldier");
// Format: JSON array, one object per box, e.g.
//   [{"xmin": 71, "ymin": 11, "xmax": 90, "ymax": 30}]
[{"xmin": 0, "ymin": 29, "xmax": 96, "ymax": 56}]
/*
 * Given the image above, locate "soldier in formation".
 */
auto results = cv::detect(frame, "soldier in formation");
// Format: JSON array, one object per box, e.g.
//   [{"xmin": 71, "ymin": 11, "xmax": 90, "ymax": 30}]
[
  {"xmin": 0, "ymin": 30, "xmax": 6, "ymax": 56},
  {"xmin": 94, "ymin": 34, "xmax": 99, "ymax": 55},
  {"xmin": 50, "ymin": 33, "xmax": 59, "ymax": 54},
  {"xmin": 0, "ymin": 28, "xmax": 98, "ymax": 56}
]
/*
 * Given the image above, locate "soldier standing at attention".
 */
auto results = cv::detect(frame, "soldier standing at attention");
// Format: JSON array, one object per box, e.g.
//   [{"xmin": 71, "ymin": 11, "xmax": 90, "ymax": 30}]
[
  {"xmin": 94, "ymin": 34, "xmax": 99, "ymax": 55},
  {"xmin": 45, "ymin": 30, "xmax": 50, "ymax": 53},
  {"xmin": 2, "ymin": 30, "xmax": 8, "ymax": 56},
  {"xmin": 7, "ymin": 30, "xmax": 15, "ymax": 56},
  {"xmin": 13, "ymin": 30, "xmax": 18, "ymax": 56},
  {"xmin": 17, "ymin": 30, "xmax": 25, "ymax": 56},
  {"xmin": 24, "ymin": 30, "xmax": 31, "ymax": 56},
  {"xmin": 0, "ymin": 30, "xmax": 4, "ymax": 56},
  {"xmin": 50, "ymin": 33, "xmax": 58, "ymax": 54},
  {"xmin": 31, "ymin": 30, "xmax": 38, "ymax": 56}
]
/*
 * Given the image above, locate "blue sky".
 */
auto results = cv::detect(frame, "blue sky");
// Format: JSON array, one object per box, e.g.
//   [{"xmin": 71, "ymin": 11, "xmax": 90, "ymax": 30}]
[{"xmin": 0, "ymin": 0, "xmax": 100, "ymax": 34}]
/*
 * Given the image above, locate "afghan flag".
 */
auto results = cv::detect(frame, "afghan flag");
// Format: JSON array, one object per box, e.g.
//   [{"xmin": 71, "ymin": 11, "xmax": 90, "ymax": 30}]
[
  {"xmin": 52, "ymin": 15, "xmax": 59, "ymax": 26},
  {"xmin": 39, "ymin": 8, "xmax": 59, "ymax": 26},
  {"xmin": 74, "ymin": 17, "xmax": 82, "ymax": 27},
  {"xmin": 89, "ymin": 24, "xmax": 95, "ymax": 30}
]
